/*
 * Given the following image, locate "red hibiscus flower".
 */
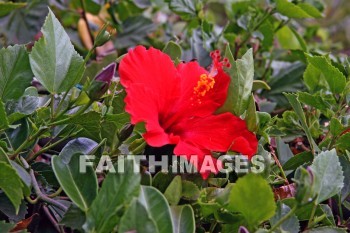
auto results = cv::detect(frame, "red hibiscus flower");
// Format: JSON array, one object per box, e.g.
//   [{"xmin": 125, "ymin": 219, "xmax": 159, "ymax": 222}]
[{"xmin": 119, "ymin": 46, "xmax": 258, "ymax": 179}]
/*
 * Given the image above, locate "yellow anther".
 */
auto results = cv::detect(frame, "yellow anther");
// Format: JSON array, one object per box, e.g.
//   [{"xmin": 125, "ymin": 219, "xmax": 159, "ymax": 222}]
[{"xmin": 193, "ymin": 74, "xmax": 215, "ymax": 98}]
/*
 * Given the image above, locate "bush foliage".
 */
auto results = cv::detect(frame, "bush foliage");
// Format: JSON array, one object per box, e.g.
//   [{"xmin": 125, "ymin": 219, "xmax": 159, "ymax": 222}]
[{"xmin": 0, "ymin": 0, "xmax": 349, "ymax": 232}]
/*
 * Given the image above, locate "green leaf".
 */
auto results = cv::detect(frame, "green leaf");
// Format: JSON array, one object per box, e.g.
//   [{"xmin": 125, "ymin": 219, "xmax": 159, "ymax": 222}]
[
  {"xmin": 270, "ymin": 202, "xmax": 299, "ymax": 233},
  {"xmin": 217, "ymin": 47, "xmax": 254, "ymax": 116},
  {"xmin": 285, "ymin": 93, "xmax": 320, "ymax": 152},
  {"xmin": 276, "ymin": 0, "xmax": 314, "ymax": 18},
  {"xmin": 60, "ymin": 204, "xmax": 86, "ymax": 231},
  {"xmin": 138, "ymin": 186, "xmax": 174, "ymax": 233},
  {"xmin": 167, "ymin": 0, "xmax": 200, "ymax": 20},
  {"xmin": 310, "ymin": 149, "xmax": 344, "ymax": 204},
  {"xmin": 276, "ymin": 137, "xmax": 294, "ymax": 165},
  {"xmin": 0, "ymin": 101, "xmax": 8, "ymax": 130},
  {"xmin": 283, "ymin": 151, "xmax": 313, "ymax": 171},
  {"xmin": 52, "ymin": 138, "xmax": 98, "ymax": 211},
  {"xmin": 0, "ymin": 45, "xmax": 33, "ymax": 101},
  {"xmin": 0, "ymin": 2, "xmax": 26, "ymax": 17},
  {"xmin": 298, "ymin": 92, "xmax": 330, "ymax": 112},
  {"xmin": 245, "ymin": 94, "xmax": 258, "ymax": 132},
  {"xmin": 0, "ymin": 193, "xmax": 27, "ymax": 222},
  {"xmin": 119, "ymin": 198, "xmax": 158, "ymax": 233},
  {"xmin": 276, "ymin": 26, "xmax": 306, "ymax": 51},
  {"xmin": 259, "ymin": 20, "xmax": 274, "ymax": 49},
  {"xmin": 306, "ymin": 55, "xmax": 347, "ymax": 94},
  {"xmin": 171, "ymin": 205, "xmax": 195, "ymax": 233},
  {"xmin": 84, "ymin": 158, "xmax": 141, "ymax": 233},
  {"xmin": 59, "ymin": 111, "xmax": 102, "ymax": 142},
  {"xmin": 0, "ymin": 221, "xmax": 15, "ymax": 232},
  {"xmin": 226, "ymin": 173, "xmax": 276, "ymax": 228},
  {"xmin": 0, "ymin": 161, "xmax": 24, "ymax": 214},
  {"xmin": 163, "ymin": 41, "xmax": 182, "ymax": 61},
  {"xmin": 252, "ymin": 80, "xmax": 271, "ymax": 91},
  {"xmin": 339, "ymin": 156, "xmax": 350, "ymax": 202},
  {"xmin": 114, "ymin": 16, "xmax": 156, "ymax": 49},
  {"xmin": 164, "ymin": 175, "xmax": 182, "ymax": 205},
  {"xmin": 182, "ymin": 180, "xmax": 200, "ymax": 200},
  {"xmin": 330, "ymin": 118, "xmax": 343, "ymax": 136},
  {"xmin": 29, "ymin": 9, "xmax": 84, "ymax": 93},
  {"xmin": 297, "ymin": 3, "xmax": 323, "ymax": 18},
  {"xmin": 336, "ymin": 133, "xmax": 350, "ymax": 151},
  {"xmin": 303, "ymin": 63, "xmax": 327, "ymax": 92}
]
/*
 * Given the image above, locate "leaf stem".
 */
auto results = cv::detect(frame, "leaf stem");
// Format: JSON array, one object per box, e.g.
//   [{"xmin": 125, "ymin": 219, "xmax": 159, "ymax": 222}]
[{"xmin": 9, "ymin": 127, "xmax": 47, "ymax": 160}]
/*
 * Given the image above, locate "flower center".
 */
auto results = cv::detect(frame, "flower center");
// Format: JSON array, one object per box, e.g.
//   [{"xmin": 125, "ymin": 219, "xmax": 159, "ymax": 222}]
[{"xmin": 193, "ymin": 73, "xmax": 215, "ymax": 98}]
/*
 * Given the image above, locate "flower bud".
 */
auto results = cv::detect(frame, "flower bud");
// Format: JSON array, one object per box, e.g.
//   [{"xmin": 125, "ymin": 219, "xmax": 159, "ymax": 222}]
[
  {"xmin": 118, "ymin": 124, "xmax": 134, "ymax": 142},
  {"xmin": 94, "ymin": 25, "xmax": 111, "ymax": 47},
  {"xmin": 87, "ymin": 62, "xmax": 116, "ymax": 101},
  {"xmin": 294, "ymin": 166, "xmax": 315, "ymax": 205}
]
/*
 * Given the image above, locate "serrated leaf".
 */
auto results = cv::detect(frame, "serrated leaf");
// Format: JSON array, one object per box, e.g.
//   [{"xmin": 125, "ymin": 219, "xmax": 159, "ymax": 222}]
[
  {"xmin": 171, "ymin": 205, "xmax": 195, "ymax": 233},
  {"xmin": 0, "ymin": 161, "xmax": 24, "ymax": 214},
  {"xmin": 303, "ymin": 62, "xmax": 327, "ymax": 92},
  {"xmin": 270, "ymin": 202, "xmax": 299, "ymax": 233},
  {"xmin": 310, "ymin": 149, "xmax": 344, "ymax": 204},
  {"xmin": 226, "ymin": 173, "xmax": 276, "ymax": 228},
  {"xmin": 138, "ymin": 186, "xmax": 174, "ymax": 233},
  {"xmin": 0, "ymin": 45, "xmax": 33, "ymax": 101},
  {"xmin": 84, "ymin": 158, "xmax": 141, "ymax": 233},
  {"xmin": 182, "ymin": 180, "xmax": 200, "ymax": 200},
  {"xmin": 167, "ymin": 0, "xmax": 199, "ymax": 20},
  {"xmin": 339, "ymin": 156, "xmax": 350, "ymax": 202},
  {"xmin": 217, "ymin": 47, "xmax": 254, "ymax": 116},
  {"xmin": 306, "ymin": 55, "xmax": 346, "ymax": 94},
  {"xmin": 52, "ymin": 138, "xmax": 98, "ymax": 211},
  {"xmin": 29, "ymin": 9, "xmax": 84, "ymax": 94}
]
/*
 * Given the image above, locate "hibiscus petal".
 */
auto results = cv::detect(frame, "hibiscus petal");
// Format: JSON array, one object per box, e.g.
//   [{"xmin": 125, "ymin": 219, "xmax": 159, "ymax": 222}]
[
  {"xmin": 174, "ymin": 60, "xmax": 230, "ymax": 117},
  {"xmin": 175, "ymin": 112, "xmax": 258, "ymax": 158},
  {"xmin": 119, "ymin": 46, "xmax": 180, "ymax": 147},
  {"xmin": 174, "ymin": 140, "xmax": 220, "ymax": 179}
]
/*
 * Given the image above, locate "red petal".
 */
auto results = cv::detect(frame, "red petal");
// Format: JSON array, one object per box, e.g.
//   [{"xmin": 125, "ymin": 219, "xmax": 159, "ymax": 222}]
[
  {"xmin": 174, "ymin": 140, "xmax": 220, "ymax": 179},
  {"xmin": 174, "ymin": 112, "xmax": 258, "ymax": 158},
  {"xmin": 119, "ymin": 46, "xmax": 180, "ymax": 147},
  {"xmin": 174, "ymin": 61, "xmax": 230, "ymax": 117}
]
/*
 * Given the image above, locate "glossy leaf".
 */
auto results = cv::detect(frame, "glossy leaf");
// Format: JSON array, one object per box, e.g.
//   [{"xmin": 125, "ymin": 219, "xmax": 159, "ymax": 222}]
[
  {"xmin": 0, "ymin": 45, "xmax": 33, "ymax": 101},
  {"xmin": 52, "ymin": 138, "xmax": 98, "ymax": 211},
  {"xmin": 217, "ymin": 47, "xmax": 254, "ymax": 116},
  {"xmin": 29, "ymin": 9, "xmax": 84, "ymax": 93}
]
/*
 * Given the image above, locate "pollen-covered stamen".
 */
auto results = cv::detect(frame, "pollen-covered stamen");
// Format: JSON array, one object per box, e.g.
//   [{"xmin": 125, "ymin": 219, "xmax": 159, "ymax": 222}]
[{"xmin": 193, "ymin": 74, "xmax": 215, "ymax": 98}]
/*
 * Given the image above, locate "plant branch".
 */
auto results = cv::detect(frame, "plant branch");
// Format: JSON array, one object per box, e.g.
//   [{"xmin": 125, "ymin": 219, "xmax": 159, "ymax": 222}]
[{"xmin": 29, "ymin": 169, "xmax": 68, "ymax": 212}]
